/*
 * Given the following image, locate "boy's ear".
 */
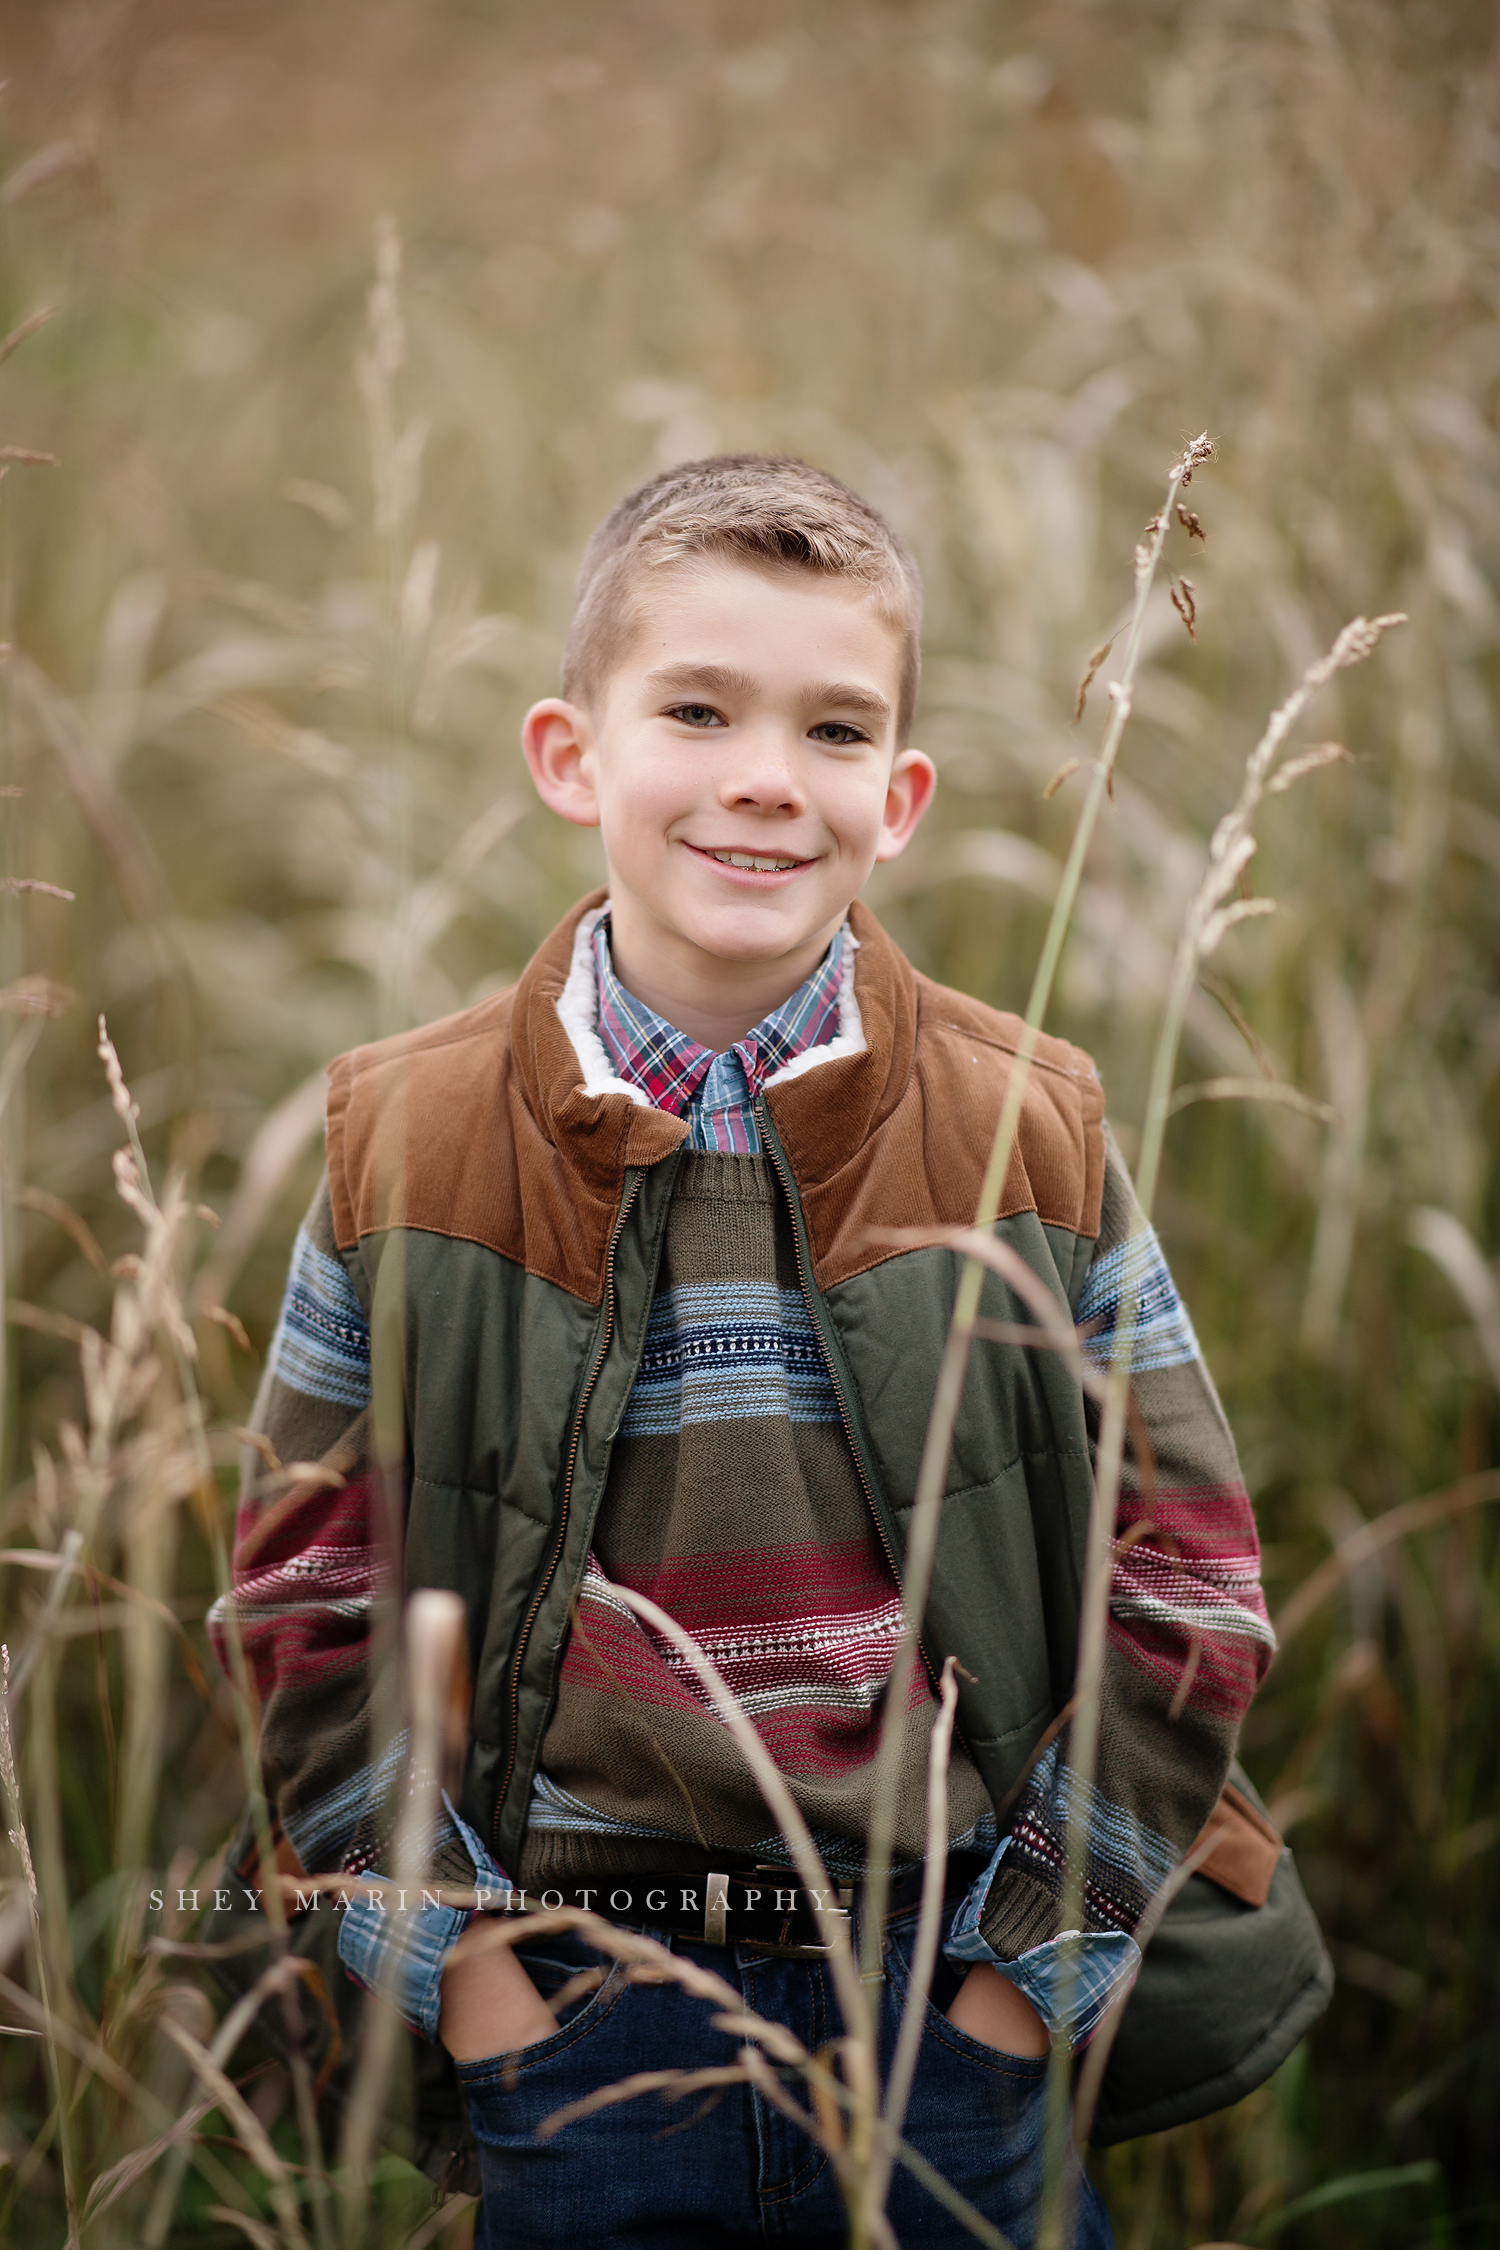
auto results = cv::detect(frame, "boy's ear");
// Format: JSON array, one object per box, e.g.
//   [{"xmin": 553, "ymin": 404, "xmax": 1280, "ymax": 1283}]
[
  {"xmin": 521, "ymin": 698, "xmax": 601, "ymax": 828},
  {"xmin": 874, "ymin": 747, "xmax": 938, "ymax": 862}
]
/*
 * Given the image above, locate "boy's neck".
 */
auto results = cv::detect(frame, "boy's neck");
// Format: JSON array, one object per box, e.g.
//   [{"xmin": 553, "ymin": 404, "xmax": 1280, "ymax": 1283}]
[{"xmin": 604, "ymin": 902, "xmax": 842, "ymax": 1053}]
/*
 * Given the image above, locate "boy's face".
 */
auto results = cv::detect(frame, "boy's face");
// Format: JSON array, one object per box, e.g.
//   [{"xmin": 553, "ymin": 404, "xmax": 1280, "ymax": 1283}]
[{"xmin": 523, "ymin": 557, "xmax": 935, "ymax": 1034}]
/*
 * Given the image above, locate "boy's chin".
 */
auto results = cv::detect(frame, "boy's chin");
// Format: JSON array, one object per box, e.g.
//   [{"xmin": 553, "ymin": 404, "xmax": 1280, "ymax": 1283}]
[{"xmin": 672, "ymin": 904, "xmax": 849, "ymax": 968}]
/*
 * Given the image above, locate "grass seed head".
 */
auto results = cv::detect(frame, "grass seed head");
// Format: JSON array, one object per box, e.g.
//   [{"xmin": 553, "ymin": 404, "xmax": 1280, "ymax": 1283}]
[
  {"xmin": 1269, "ymin": 741, "xmax": 1354, "ymax": 793},
  {"xmin": 96, "ymin": 1014, "xmax": 139, "ymax": 1125},
  {"xmin": 1170, "ymin": 576, "xmax": 1198, "ymax": 640},
  {"xmin": 1174, "ymin": 429, "xmax": 1216, "ymax": 484},
  {"xmin": 1073, "ymin": 633, "xmax": 1118, "ymax": 722}
]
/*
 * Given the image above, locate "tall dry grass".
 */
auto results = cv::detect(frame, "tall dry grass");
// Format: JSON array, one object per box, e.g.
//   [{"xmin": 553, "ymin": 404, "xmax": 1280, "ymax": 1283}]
[{"xmin": 0, "ymin": 1, "xmax": 1497, "ymax": 2243}]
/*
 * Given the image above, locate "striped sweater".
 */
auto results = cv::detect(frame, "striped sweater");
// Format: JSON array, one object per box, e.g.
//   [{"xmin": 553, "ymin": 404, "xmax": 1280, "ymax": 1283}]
[
  {"xmin": 520, "ymin": 1148, "xmax": 996, "ymax": 1890},
  {"xmin": 210, "ymin": 916, "xmax": 1273, "ymax": 2044}
]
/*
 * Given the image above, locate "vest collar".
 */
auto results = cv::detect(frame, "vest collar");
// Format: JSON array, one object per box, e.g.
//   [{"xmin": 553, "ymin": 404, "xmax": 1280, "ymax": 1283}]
[{"xmin": 511, "ymin": 890, "xmax": 916, "ymax": 1192}]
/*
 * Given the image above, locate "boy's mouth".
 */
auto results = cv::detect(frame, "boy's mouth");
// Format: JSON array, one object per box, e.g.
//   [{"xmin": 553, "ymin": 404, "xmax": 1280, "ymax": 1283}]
[{"xmin": 690, "ymin": 844, "xmax": 812, "ymax": 875}]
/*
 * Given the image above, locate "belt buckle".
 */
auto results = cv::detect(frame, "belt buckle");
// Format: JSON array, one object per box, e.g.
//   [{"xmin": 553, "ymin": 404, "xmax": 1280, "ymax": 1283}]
[{"xmin": 703, "ymin": 1872, "xmax": 855, "ymax": 1953}]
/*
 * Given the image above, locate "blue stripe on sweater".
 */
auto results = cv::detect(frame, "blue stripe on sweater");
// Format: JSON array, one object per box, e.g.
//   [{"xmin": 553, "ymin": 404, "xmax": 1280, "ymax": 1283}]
[
  {"xmin": 1074, "ymin": 1228, "xmax": 1200, "ymax": 1374},
  {"xmin": 283, "ymin": 1728, "xmax": 407, "ymax": 1867},
  {"xmin": 1011, "ymin": 1739, "xmax": 1178, "ymax": 1901},
  {"xmin": 619, "ymin": 1281, "xmax": 838, "ymax": 1435},
  {"xmin": 267, "ymin": 1229, "xmax": 372, "ymax": 1410}
]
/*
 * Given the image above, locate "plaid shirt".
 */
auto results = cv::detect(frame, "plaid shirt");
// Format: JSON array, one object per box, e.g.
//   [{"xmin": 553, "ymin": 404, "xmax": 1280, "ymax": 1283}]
[{"xmin": 593, "ymin": 911, "xmax": 846, "ymax": 1152}]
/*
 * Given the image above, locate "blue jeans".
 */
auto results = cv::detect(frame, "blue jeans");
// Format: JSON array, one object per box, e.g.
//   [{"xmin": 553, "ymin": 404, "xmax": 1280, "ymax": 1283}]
[{"xmin": 458, "ymin": 1904, "xmax": 1114, "ymax": 2248}]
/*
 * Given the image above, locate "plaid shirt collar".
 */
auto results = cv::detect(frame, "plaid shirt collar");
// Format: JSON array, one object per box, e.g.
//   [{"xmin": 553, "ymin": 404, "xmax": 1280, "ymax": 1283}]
[{"xmin": 592, "ymin": 910, "xmax": 846, "ymax": 1118}]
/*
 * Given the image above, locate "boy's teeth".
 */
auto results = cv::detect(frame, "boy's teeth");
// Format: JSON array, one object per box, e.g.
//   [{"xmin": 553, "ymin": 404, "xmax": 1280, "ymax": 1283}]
[{"xmin": 711, "ymin": 850, "xmax": 800, "ymax": 871}]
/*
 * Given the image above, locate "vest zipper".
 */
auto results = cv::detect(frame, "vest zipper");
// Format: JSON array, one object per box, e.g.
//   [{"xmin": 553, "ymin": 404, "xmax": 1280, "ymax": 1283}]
[
  {"xmin": 492, "ymin": 1168, "xmax": 644, "ymax": 1854},
  {"xmin": 757, "ymin": 1103, "xmax": 939, "ymax": 1695}
]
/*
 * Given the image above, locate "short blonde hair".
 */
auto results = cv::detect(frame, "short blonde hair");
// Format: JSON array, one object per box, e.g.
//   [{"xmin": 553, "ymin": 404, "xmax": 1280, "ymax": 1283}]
[{"xmin": 562, "ymin": 454, "xmax": 923, "ymax": 743}]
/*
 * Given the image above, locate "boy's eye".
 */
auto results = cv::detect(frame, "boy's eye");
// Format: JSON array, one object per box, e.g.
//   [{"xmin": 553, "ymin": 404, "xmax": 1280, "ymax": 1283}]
[
  {"xmin": 666, "ymin": 703, "xmax": 726, "ymax": 729},
  {"xmin": 808, "ymin": 721, "xmax": 867, "ymax": 745}
]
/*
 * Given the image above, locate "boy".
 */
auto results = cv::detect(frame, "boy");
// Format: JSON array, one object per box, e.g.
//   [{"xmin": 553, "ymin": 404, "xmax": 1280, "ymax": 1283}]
[{"xmin": 214, "ymin": 456, "xmax": 1318, "ymax": 2246}]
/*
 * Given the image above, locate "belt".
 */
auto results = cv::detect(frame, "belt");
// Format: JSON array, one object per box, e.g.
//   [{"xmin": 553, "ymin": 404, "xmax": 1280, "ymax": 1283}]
[{"xmin": 488, "ymin": 1853, "xmax": 992, "ymax": 1957}]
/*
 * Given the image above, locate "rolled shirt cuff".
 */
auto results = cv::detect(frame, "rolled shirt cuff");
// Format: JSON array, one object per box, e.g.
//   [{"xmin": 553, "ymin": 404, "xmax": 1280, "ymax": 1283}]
[
  {"xmin": 336, "ymin": 1799, "xmax": 511, "ymax": 2042},
  {"xmin": 943, "ymin": 1835, "xmax": 1141, "ymax": 2048}
]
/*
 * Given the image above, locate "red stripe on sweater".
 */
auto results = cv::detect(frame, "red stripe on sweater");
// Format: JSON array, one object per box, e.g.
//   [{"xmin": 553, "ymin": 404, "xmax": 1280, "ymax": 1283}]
[
  {"xmin": 233, "ymin": 1476, "xmax": 382, "ymax": 1576},
  {"xmin": 612, "ymin": 1537, "xmax": 901, "ymax": 1625},
  {"xmin": 563, "ymin": 1572, "xmax": 930, "ymax": 1778}
]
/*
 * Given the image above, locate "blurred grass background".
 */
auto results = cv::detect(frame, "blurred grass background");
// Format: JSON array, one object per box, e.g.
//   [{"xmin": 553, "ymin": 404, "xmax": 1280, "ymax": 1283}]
[{"xmin": 0, "ymin": 0, "xmax": 1497, "ymax": 2242}]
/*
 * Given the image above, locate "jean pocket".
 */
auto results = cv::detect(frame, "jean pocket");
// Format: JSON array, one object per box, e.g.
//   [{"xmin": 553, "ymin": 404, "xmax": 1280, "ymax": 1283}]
[
  {"xmin": 453, "ymin": 1947, "xmax": 626, "ymax": 2086},
  {"xmin": 884, "ymin": 1919, "xmax": 1047, "ymax": 2082},
  {"xmin": 512, "ymin": 1938, "xmax": 605, "ymax": 2008}
]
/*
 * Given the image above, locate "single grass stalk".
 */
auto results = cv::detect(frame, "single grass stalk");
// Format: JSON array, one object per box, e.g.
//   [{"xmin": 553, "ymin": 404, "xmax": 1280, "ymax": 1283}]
[
  {"xmin": 332, "ymin": 1233, "xmax": 408, "ymax": 2245},
  {"xmin": 602, "ymin": 1586, "xmax": 877, "ymax": 2156},
  {"xmin": 24, "ymin": 1635, "xmax": 79, "ymax": 2056},
  {"xmin": 866, "ymin": 1654, "xmax": 963, "ymax": 2219},
  {"xmin": 1271, "ymin": 1469, "xmax": 1500, "ymax": 1646},
  {"xmin": 0, "ymin": 1643, "xmax": 80, "ymax": 2247},
  {"xmin": 337, "ymin": 1593, "xmax": 465, "ymax": 2248},
  {"xmin": 1068, "ymin": 1832, "xmax": 1219, "ymax": 2149},
  {"xmin": 115, "ymin": 1433, "xmax": 179, "ymax": 1892},
  {"xmin": 83, "ymin": 2093, "xmax": 220, "ymax": 2227},
  {"xmin": 359, "ymin": 214, "xmax": 428, "ymax": 1041},
  {"xmin": 393, "ymin": 2193, "xmax": 481, "ymax": 2250},
  {"xmin": 1037, "ymin": 609, "xmax": 1406, "ymax": 2247},
  {"xmin": 158, "ymin": 2013, "xmax": 314, "ymax": 2250},
  {"xmin": 334, "ymin": 225, "xmax": 435, "ymax": 2233},
  {"xmin": 1131, "ymin": 613, "xmax": 1405, "ymax": 1231},
  {"xmin": 600, "ymin": 1589, "xmax": 863, "ymax": 2008},
  {"xmin": 860, "ymin": 437, "xmax": 1213, "ymax": 1973}
]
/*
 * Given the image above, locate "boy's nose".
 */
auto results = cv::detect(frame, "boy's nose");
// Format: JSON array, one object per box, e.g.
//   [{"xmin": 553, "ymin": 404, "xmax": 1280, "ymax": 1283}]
[{"xmin": 715, "ymin": 731, "xmax": 806, "ymax": 817}]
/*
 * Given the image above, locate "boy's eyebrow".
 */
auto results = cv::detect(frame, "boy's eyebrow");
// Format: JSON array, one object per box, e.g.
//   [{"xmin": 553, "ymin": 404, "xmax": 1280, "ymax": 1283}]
[{"xmin": 643, "ymin": 662, "xmax": 892, "ymax": 723}]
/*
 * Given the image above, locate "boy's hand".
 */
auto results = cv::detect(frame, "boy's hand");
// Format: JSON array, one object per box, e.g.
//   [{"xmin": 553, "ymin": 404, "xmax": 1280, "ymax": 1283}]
[
  {"xmin": 438, "ymin": 1916, "xmax": 561, "ymax": 2062},
  {"xmin": 945, "ymin": 1963, "xmax": 1050, "ymax": 2056}
]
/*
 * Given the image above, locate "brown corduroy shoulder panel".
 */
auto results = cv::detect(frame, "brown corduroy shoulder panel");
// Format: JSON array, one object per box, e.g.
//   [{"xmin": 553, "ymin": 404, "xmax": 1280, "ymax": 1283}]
[
  {"xmin": 324, "ymin": 893, "xmax": 684, "ymax": 1305},
  {"xmin": 767, "ymin": 903, "xmax": 1104, "ymax": 1292},
  {"xmin": 324, "ymin": 890, "xmax": 1100, "ymax": 1304}
]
